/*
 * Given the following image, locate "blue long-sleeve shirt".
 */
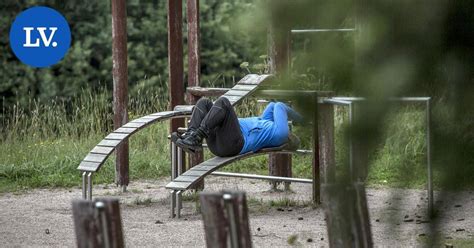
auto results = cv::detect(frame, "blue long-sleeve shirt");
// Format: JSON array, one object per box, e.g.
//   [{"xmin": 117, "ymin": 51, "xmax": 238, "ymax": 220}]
[{"xmin": 238, "ymin": 102, "xmax": 299, "ymax": 154}]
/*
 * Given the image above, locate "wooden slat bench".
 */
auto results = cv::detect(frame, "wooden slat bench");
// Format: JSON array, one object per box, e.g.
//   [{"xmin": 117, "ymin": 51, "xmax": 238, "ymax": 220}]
[
  {"xmin": 77, "ymin": 74, "xmax": 273, "ymax": 200},
  {"xmin": 165, "ymin": 144, "xmax": 307, "ymax": 218}
]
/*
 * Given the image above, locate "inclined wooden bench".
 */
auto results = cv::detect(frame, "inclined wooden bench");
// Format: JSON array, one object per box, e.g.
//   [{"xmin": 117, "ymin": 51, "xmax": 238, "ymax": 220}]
[{"xmin": 77, "ymin": 74, "xmax": 273, "ymax": 200}]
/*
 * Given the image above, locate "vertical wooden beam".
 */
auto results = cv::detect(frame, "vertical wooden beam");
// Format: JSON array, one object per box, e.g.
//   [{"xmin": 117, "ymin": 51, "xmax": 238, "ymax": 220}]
[
  {"xmin": 186, "ymin": 0, "xmax": 204, "ymax": 189},
  {"xmin": 312, "ymin": 96, "xmax": 320, "ymax": 204},
  {"xmin": 168, "ymin": 0, "xmax": 185, "ymax": 132},
  {"xmin": 168, "ymin": 0, "xmax": 186, "ymax": 174},
  {"xmin": 267, "ymin": 23, "xmax": 292, "ymax": 190},
  {"xmin": 318, "ymin": 100, "xmax": 336, "ymax": 203},
  {"xmin": 111, "ymin": 0, "xmax": 129, "ymax": 188},
  {"xmin": 187, "ymin": 0, "xmax": 200, "ymax": 99}
]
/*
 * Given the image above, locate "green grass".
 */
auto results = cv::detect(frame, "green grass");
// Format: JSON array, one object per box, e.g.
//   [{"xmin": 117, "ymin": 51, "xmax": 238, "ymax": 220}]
[{"xmin": 1, "ymin": 90, "xmax": 473, "ymax": 193}]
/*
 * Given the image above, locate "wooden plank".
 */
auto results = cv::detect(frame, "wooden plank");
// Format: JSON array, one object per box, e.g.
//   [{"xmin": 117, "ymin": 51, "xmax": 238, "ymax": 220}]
[
  {"xmin": 238, "ymin": 74, "xmax": 271, "ymax": 85},
  {"xmin": 166, "ymin": 181, "xmax": 192, "ymax": 190},
  {"xmin": 187, "ymin": 87, "xmax": 229, "ymax": 97},
  {"xmin": 231, "ymin": 84, "xmax": 257, "ymax": 91},
  {"xmin": 105, "ymin": 133, "xmax": 129, "ymax": 140},
  {"xmin": 181, "ymin": 169, "xmax": 209, "ymax": 177},
  {"xmin": 84, "ymin": 153, "xmax": 108, "ymax": 163},
  {"xmin": 114, "ymin": 127, "xmax": 137, "ymax": 134},
  {"xmin": 223, "ymin": 95, "xmax": 244, "ymax": 104},
  {"xmin": 187, "ymin": 165, "xmax": 211, "ymax": 171},
  {"xmin": 90, "ymin": 146, "xmax": 115, "ymax": 155},
  {"xmin": 223, "ymin": 90, "xmax": 249, "ymax": 97},
  {"xmin": 130, "ymin": 117, "xmax": 155, "ymax": 124},
  {"xmin": 173, "ymin": 105, "xmax": 194, "ymax": 112},
  {"xmin": 98, "ymin": 139, "xmax": 122, "ymax": 147},
  {"xmin": 77, "ymin": 161, "xmax": 101, "ymax": 172},
  {"xmin": 122, "ymin": 122, "xmax": 143, "ymax": 128},
  {"xmin": 173, "ymin": 175, "xmax": 200, "ymax": 182},
  {"xmin": 150, "ymin": 111, "xmax": 176, "ymax": 117}
]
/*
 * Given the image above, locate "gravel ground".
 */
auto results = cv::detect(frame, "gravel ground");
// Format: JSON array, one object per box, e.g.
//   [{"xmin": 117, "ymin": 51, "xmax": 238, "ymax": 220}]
[{"xmin": 0, "ymin": 177, "xmax": 473, "ymax": 247}]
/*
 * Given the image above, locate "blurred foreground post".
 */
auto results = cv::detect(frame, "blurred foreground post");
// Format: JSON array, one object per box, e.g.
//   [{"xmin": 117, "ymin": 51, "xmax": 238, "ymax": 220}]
[
  {"xmin": 72, "ymin": 198, "xmax": 125, "ymax": 248},
  {"xmin": 200, "ymin": 192, "xmax": 252, "ymax": 248},
  {"xmin": 322, "ymin": 183, "xmax": 372, "ymax": 247},
  {"xmin": 267, "ymin": 15, "xmax": 292, "ymax": 191},
  {"xmin": 186, "ymin": 0, "xmax": 204, "ymax": 190},
  {"xmin": 111, "ymin": 0, "xmax": 129, "ymax": 190}
]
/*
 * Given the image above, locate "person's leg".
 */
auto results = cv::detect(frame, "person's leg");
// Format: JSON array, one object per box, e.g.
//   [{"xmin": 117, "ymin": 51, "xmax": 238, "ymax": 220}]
[
  {"xmin": 260, "ymin": 102, "xmax": 276, "ymax": 121},
  {"xmin": 205, "ymin": 97, "xmax": 244, "ymax": 157},
  {"xmin": 177, "ymin": 97, "xmax": 244, "ymax": 156},
  {"xmin": 271, "ymin": 102, "xmax": 290, "ymax": 144},
  {"xmin": 188, "ymin": 98, "xmax": 213, "ymax": 130}
]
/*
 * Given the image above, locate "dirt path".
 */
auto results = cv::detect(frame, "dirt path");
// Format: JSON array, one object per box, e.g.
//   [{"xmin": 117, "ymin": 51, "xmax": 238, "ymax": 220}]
[{"xmin": 0, "ymin": 177, "xmax": 473, "ymax": 247}]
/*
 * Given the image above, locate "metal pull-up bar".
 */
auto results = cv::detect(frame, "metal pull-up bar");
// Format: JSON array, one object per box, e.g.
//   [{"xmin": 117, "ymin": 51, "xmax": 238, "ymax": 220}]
[{"xmin": 291, "ymin": 28, "xmax": 356, "ymax": 33}]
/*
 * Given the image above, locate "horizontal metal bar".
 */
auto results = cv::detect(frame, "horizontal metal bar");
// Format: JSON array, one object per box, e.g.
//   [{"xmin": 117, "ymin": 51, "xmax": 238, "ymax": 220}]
[
  {"xmin": 210, "ymin": 171, "xmax": 313, "ymax": 184},
  {"xmin": 331, "ymin": 97, "xmax": 431, "ymax": 102},
  {"xmin": 323, "ymin": 99, "xmax": 352, "ymax": 105},
  {"xmin": 291, "ymin": 28, "xmax": 355, "ymax": 33}
]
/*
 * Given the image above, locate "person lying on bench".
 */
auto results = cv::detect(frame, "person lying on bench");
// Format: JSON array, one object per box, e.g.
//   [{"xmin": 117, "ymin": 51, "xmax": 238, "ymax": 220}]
[{"xmin": 173, "ymin": 97, "xmax": 303, "ymax": 157}]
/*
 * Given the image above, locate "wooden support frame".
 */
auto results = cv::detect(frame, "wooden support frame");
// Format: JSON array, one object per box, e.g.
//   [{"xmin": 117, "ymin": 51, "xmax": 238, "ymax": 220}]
[{"xmin": 111, "ymin": 0, "xmax": 129, "ymax": 189}]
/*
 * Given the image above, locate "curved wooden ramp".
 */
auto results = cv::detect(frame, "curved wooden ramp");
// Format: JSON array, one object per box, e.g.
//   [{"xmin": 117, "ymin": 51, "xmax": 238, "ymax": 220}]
[{"xmin": 78, "ymin": 74, "xmax": 273, "ymax": 200}]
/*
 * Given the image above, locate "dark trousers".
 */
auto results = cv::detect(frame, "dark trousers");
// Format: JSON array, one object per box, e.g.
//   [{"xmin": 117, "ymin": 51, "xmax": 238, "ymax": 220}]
[{"xmin": 189, "ymin": 97, "xmax": 244, "ymax": 157}]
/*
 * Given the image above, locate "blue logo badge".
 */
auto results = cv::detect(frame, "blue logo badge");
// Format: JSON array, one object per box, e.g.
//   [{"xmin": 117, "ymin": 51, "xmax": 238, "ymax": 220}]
[{"xmin": 9, "ymin": 6, "xmax": 71, "ymax": 68}]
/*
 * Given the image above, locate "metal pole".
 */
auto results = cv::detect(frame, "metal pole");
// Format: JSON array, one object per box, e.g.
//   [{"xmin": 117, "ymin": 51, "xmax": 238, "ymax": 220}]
[
  {"xmin": 177, "ymin": 147, "xmax": 183, "ymax": 176},
  {"xmin": 210, "ymin": 172, "xmax": 313, "ymax": 184},
  {"xmin": 171, "ymin": 142, "xmax": 176, "ymax": 180},
  {"xmin": 82, "ymin": 172, "xmax": 87, "ymax": 199},
  {"xmin": 223, "ymin": 194, "xmax": 239, "ymax": 248},
  {"xmin": 87, "ymin": 172, "xmax": 93, "ymax": 201},
  {"xmin": 291, "ymin": 28, "xmax": 356, "ymax": 33},
  {"xmin": 95, "ymin": 201, "xmax": 111, "ymax": 248},
  {"xmin": 349, "ymin": 102, "xmax": 355, "ymax": 181},
  {"xmin": 170, "ymin": 190, "xmax": 176, "ymax": 218},
  {"xmin": 176, "ymin": 190, "xmax": 182, "ymax": 218},
  {"xmin": 426, "ymin": 98, "xmax": 433, "ymax": 216},
  {"xmin": 111, "ymin": 0, "xmax": 129, "ymax": 188}
]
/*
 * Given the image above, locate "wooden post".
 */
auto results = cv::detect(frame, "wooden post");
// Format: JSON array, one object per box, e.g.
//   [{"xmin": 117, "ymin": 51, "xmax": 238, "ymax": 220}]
[
  {"xmin": 267, "ymin": 22, "xmax": 292, "ymax": 190},
  {"xmin": 200, "ymin": 191, "xmax": 252, "ymax": 248},
  {"xmin": 111, "ymin": 0, "xmax": 129, "ymax": 189},
  {"xmin": 311, "ymin": 96, "xmax": 320, "ymax": 204},
  {"xmin": 318, "ymin": 98, "xmax": 336, "ymax": 203},
  {"xmin": 72, "ymin": 198, "xmax": 125, "ymax": 248},
  {"xmin": 186, "ymin": 0, "xmax": 204, "ymax": 190},
  {"xmin": 168, "ymin": 0, "xmax": 186, "ymax": 173}
]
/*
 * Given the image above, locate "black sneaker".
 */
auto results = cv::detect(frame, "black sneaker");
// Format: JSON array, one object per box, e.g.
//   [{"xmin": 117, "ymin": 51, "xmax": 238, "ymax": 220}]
[
  {"xmin": 175, "ymin": 128, "xmax": 206, "ymax": 153},
  {"xmin": 171, "ymin": 130, "xmax": 194, "ymax": 143}
]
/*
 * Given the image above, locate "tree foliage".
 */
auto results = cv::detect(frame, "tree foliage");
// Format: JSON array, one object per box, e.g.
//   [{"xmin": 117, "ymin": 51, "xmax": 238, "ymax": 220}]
[{"xmin": 0, "ymin": 0, "xmax": 262, "ymax": 110}]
